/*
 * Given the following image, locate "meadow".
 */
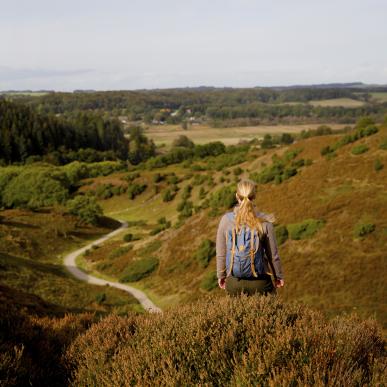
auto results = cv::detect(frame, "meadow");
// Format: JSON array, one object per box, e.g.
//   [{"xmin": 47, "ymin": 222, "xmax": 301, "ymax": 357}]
[{"xmin": 145, "ymin": 123, "xmax": 347, "ymax": 147}]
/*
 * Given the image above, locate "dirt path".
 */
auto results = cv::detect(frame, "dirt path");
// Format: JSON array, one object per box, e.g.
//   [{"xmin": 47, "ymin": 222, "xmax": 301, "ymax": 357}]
[{"xmin": 63, "ymin": 221, "xmax": 161, "ymax": 313}]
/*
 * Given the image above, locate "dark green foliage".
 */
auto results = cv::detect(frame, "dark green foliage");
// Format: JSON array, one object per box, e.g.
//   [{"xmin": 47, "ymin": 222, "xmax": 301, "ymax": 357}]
[
  {"xmin": 261, "ymin": 134, "xmax": 274, "ymax": 149},
  {"xmin": 351, "ymin": 144, "xmax": 369, "ymax": 155},
  {"xmin": 172, "ymin": 135, "xmax": 195, "ymax": 148},
  {"xmin": 95, "ymin": 293, "xmax": 106, "ymax": 304},
  {"xmin": 275, "ymin": 225, "xmax": 289, "ymax": 245},
  {"xmin": 162, "ymin": 189, "xmax": 175, "ymax": 202},
  {"xmin": 123, "ymin": 233, "xmax": 133, "ymax": 242},
  {"xmin": 209, "ymin": 186, "xmax": 237, "ymax": 210},
  {"xmin": 374, "ymin": 159, "xmax": 384, "ymax": 171},
  {"xmin": 127, "ymin": 184, "xmax": 147, "ymax": 200},
  {"xmin": 150, "ymin": 217, "xmax": 171, "ymax": 235},
  {"xmin": 108, "ymin": 246, "xmax": 131, "ymax": 259},
  {"xmin": 95, "ymin": 184, "xmax": 114, "ymax": 199},
  {"xmin": 177, "ymin": 201, "xmax": 193, "ymax": 220},
  {"xmin": 66, "ymin": 296, "xmax": 385, "ymax": 386},
  {"xmin": 199, "ymin": 187, "xmax": 206, "ymax": 199},
  {"xmin": 194, "ymin": 239, "xmax": 216, "ymax": 268},
  {"xmin": 194, "ymin": 142, "xmax": 226, "ymax": 158},
  {"xmin": 1, "ymin": 167, "xmax": 70, "ymax": 209},
  {"xmin": 119, "ymin": 257, "xmax": 159, "ymax": 282},
  {"xmin": 379, "ymin": 138, "xmax": 387, "ymax": 150},
  {"xmin": 0, "ymin": 99, "xmax": 128, "ymax": 163},
  {"xmin": 280, "ymin": 133, "xmax": 294, "ymax": 144},
  {"xmin": 152, "ymin": 173, "xmax": 164, "ymax": 183},
  {"xmin": 284, "ymin": 148, "xmax": 302, "ymax": 162},
  {"xmin": 66, "ymin": 195, "xmax": 103, "ymax": 225},
  {"xmin": 353, "ymin": 222, "xmax": 376, "ymax": 238},
  {"xmin": 127, "ymin": 127, "xmax": 156, "ymax": 165},
  {"xmin": 124, "ymin": 172, "xmax": 140, "ymax": 182},
  {"xmin": 287, "ymin": 219, "xmax": 325, "ymax": 240},
  {"xmin": 355, "ymin": 116, "xmax": 375, "ymax": 130},
  {"xmin": 200, "ymin": 271, "xmax": 218, "ymax": 291},
  {"xmin": 181, "ymin": 185, "xmax": 192, "ymax": 200}
]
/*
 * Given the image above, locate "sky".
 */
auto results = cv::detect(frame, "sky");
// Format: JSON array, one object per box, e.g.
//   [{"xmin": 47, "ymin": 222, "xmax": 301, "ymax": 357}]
[{"xmin": 1, "ymin": 0, "xmax": 386, "ymax": 91}]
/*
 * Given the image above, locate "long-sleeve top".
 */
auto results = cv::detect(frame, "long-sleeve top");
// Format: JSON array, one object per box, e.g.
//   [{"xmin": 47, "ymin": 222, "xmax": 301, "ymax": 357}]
[{"xmin": 216, "ymin": 208, "xmax": 284, "ymax": 280}]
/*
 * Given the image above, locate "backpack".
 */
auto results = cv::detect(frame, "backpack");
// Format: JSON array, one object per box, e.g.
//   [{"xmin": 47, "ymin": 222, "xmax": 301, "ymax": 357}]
[{"xmin": 225, "ymin": 212, "xmax": 265, "ymax": 278}]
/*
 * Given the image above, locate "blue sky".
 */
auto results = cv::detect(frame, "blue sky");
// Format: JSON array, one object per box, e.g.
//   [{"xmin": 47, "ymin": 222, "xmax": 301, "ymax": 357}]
[{"xmin": 1, "ymin": 0, "xmax": 386, "ymax": 90}]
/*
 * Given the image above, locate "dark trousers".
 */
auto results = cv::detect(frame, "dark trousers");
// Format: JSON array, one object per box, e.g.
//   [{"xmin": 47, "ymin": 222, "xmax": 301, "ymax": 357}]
[{"xmin": 225, "ymin": 275, "xmax": 275, "ymax": 296}]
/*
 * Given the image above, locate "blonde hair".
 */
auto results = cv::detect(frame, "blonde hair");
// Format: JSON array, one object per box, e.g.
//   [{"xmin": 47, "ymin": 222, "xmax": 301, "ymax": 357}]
[{"xmin": 235, "ymin": 179, "xmax": 274, "ymax": 236}]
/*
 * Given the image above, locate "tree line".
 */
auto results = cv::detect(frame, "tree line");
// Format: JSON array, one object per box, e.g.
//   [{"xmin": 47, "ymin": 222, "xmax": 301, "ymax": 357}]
[{"xmin": 0, "ymin": 99, "xmax": 128, "ymax": 164}]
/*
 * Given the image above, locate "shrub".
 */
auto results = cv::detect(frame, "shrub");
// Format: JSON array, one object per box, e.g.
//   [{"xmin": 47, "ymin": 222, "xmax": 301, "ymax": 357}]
[
  {"xmin": 379, "ymin": 138, "xmax": 387, "ymax": 150},
  {"xmin": 95, "ymin": 293, "xmax": 106, "ymax": 304},
  {"xmin": 194, "ymin": 239, "xmax": 216, "ymax": 268},
  {"xmin": 374, "ymin": 159, "xmax": 384, "ymax": 171},
  {"xmin": 353, "ymin": 222, "xmax": 375, "ymax": 238},
  {"xmin": 275, "ymin": 225, "xmax": 288, "ymax": 245},
  {"xmin": 287, "ymin": 219, "xmax": 325, "ymax": 240},
  {"xmin": 152, "ymin": 173, "xmax": 164, "ymax": 183},
  {"xmin": 209, "ymin": 185, "xmax": 237, "ymax": 210},
  {"xmin": 200, "ymin": 271, "xmax": 218, "ymax": 291},
  {"xmin": 66, "ymin": 296, "xmax": 385, "ymax": 386},
  {"xmin": 127, "ymin": 183, "xmax": 147, "ymax": 200},
  {"xmin": 66, "ymin": 195, "xmax": 103, "ymax": 225},
  {"xmin": 162, "ymin": 189, "xmax": 174, "ymax": 202},
  {"xmin": 108, "ymin": 246, "xmax": 131, "ymax": 259},
  {"xmin": 351, "ymin": 144, "xmax": 369, "ymax": 155},
  {"xmin": 123, "ymin": 233, "xmax": 133, "ymax": 242},
  {"xmin": 172, "ymin": 135, "xmax": 195, "ymax": 148},
  {"xmin": 2, "ymin": 167, "xmax": 70, "ymax": 209},
  {"xmin": 119, "ymin": 256, "xmax": 159, "ymax": 282},
  {"xmin": 95, "ymin": 184, "xmax": 114, "ymax": 199}
]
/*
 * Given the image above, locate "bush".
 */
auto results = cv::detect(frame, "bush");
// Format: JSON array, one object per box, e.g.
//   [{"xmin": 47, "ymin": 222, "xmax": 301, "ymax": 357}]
[
  {"xmin": 127, "ymin": 183, "xmax": 147, "ymax": 200},
  {"xmin": 66, "ymin": 195, "xmax": 103, "ymax": 225},
  {"xmin": 374, "ymin": 159, "xmax": 384, "ymax": 171},
  {"xmin": 108, "ymin": 246, "xmax": 131, "ymax": 259},
  {"xmin": 200, "ymin": 271, "xmax": 218, "ymax": 291},
  {"xmin": 379, "ymin": 138, "xmax": 387, "ymax": 150},
  {"xmin": 351, "ymin": 144, "xmax": 369, "ymax": 155},
  {"xmin": 233, "ymin": 166, "xmax": 243, "ymax": 176},
  {"xmin": 66, "ymin": 296, "xmax": 385, "ymax": 386},
  {"xmin": 353, "ymin": 222, "xmax": 375, "ymax": 238},
  {"xmin": 123, "ymin": 233, "xmax": 133, "ymax": 242},
  {"xmin": 1, "ymin": 167, "xmax": 70, "ymax": 209},
  {"xmin": 287, "ymin": 219, "xmax": 325, "ymax": 240},
  {"xmin": 275, "ymin": 225, "xmax": 288, "ymax": 245},
  {"xmin": 194, "ymin": 239, "xmax": 216, "ymax": 268},
  {"xmin": 209, "ymin": 185, "xmax": 236, "ymax": 210},
  {"xmin": 162, "ymin": 189, "xmax": 174, "ymax": 202},
  {"xmin": 119, "ymin": 256, "xmax": 159, "ymax": 282}
]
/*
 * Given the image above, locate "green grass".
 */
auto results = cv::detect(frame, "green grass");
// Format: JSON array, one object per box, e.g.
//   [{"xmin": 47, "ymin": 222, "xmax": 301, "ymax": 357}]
[
  {"xmin": 287, "ymin": 219, "xmax": 325, "ymax": 240},
  {"xmin": 369, "ymin": 92, "xmax": 387, "ymax": 102},
  {"xmin": 308, "ymin": 98, "xmax": 365, "ymax": 108}
]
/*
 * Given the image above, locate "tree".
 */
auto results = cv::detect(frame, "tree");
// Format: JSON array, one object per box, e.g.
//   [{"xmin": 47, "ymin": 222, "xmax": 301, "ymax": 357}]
[
  {"xmin": 66, "ymin": 195, "xmax": 103, "ymax": 225},
  {"xmin": 127, "ymin": 126, "xmax": 156, "ymax": 165},
  {"xmin": 172, "ymin": 135, "xmax": 195, "ymax": 148}
]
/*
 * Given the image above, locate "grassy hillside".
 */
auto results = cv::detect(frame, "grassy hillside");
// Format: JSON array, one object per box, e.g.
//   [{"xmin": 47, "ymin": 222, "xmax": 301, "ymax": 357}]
[
  {"xmin": 0, "ymin": 209, "xmax": 141, "ymax": 314},
  {"xmin": 79, "ymin": 124, "xmax": 387, "ymax": 327}
]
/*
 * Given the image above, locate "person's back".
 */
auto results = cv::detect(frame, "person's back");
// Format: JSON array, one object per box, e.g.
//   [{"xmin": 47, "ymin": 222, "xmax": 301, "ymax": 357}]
[{"xmin": 216, "ymin": 179, "xmax": 284, "ymax": 295}]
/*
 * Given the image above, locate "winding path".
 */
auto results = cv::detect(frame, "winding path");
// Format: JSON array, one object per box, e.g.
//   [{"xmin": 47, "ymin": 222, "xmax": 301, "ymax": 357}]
[{"xmin": 63, "ymin": 221, "xmax": 162, "ymax": 313}]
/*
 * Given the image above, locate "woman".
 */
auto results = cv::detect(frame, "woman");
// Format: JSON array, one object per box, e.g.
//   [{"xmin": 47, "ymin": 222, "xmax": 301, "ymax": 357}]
[{"xmin": 216, "ymin": 179, "xmax": 284, "ymax": 295}]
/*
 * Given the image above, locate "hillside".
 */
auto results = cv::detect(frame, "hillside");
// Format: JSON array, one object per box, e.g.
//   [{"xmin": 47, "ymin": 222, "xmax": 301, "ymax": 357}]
[{"xmin": 79, "ymin": 123, "xmax": 387, "ymax": 326}]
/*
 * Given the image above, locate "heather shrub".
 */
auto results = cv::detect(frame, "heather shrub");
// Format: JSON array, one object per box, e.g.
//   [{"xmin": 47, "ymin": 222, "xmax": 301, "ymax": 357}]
[
  {"xmin": 194, "ymin": 239, "xmax": 216, "ymax": 268},
  {"xmin": 162, "ymin": 189, "xmax": 175, "ymax": 202},
  {"xmin": 351, "ymin": 144, "xmax": 369, "ymax": 155},
  {"xmin": 123, "ymin": 233, "xmax": 133, "ymax": 242},
  {"xmin": 287, "ymin": 219, "xmax": 325, "ymax": 240},
  {"xmin": 200, "ymin": 271, "xmax": 218, "ymax": 291},
  {"xmin": 275, "ymin": 225, "xmax": 289, "ymax": 245},
  {"xmin": 66, "ymin": 296, "xmax": 385, "ymax": 386},
  {"xmin": 353, "ymin": 222, "xmax": 375, "ymax": 238},
  {"xmin": 108, "ymin": 246, "xmax": 131, "ymax": 259},
  {"xmin": 374, "ymin": 158, "xmax": 384, "ymax": 171},
  {"xmin": 119, "ymin": 256, "xmax": 159, "ymax": 282},
  {"xmin": 209, "ymin": 185, "xmax": 237, "ymax": 210},
  {"xmin": 127, "ymin": 183, "xmax": 147, "ymax": 199}
]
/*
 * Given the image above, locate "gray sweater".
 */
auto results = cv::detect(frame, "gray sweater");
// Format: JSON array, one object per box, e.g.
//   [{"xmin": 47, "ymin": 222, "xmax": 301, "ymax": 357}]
[{"xmin": 216, "ymin": 208, "xmax": 284, "ymax": 280}]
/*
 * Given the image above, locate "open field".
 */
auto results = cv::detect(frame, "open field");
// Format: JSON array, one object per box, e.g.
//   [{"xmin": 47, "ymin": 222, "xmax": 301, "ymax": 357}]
[
  {"xmin": 369, "ymin": 92, "xmax": 387, "ymax": 102},
  {"xmin": 308, "ymin": 98, "xmax": 365, "ymax": 107},
  {"xmin": 144, "ymin": 123, "xmax": 347, "ymax": 147}
]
